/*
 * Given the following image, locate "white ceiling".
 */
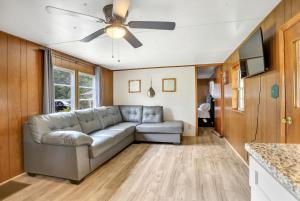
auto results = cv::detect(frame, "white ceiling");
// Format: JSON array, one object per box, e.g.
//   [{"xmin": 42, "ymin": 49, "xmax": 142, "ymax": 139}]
[{"xmin": 0, "ymin": 0, "xmax": 281, "ymax": 70}]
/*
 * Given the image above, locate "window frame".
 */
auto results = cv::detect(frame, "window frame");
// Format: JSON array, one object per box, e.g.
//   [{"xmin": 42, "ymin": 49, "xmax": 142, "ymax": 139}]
[
  {"xmin": 237, "ymin": 69, "xmax": 245, "ymax": 111},
  {"xmin": 231, "ymin": 66, "xmax": 245, "ymax": 112},
  {"xmin": 78, "ymin": 72, "xmax": 96, "ymax": 110},
  {"xmin": 53, "ymin": 66, "xmax": 76, "ymax": 112}
]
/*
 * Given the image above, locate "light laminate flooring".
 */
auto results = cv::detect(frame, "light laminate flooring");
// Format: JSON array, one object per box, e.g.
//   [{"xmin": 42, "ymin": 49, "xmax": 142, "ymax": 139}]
[{"xmin": 5, "ymin": 128, "xmax": 250, "ymax": 201}]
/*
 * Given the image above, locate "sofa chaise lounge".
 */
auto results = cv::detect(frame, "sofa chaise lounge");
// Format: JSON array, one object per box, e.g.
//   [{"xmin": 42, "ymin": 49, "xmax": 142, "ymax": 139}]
[{"xmin": 23, "ymin": 105, "xmax": 183, "ymax": 184}]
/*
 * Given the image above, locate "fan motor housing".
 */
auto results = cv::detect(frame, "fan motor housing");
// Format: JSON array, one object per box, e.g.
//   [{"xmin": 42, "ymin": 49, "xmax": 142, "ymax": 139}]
[{"xmin": 103, "ymin": 4, "xmax": 128, "ymax": 23}]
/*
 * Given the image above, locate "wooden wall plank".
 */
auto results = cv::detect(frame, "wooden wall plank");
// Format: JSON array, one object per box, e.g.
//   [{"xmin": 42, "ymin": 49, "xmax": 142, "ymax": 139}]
[
  {"xmin": 7, "ymin": 35, "xmax": 22, "ymax": 177},
  {"xmin": 0, "ymin": 32, "xmax": 10, "ymax": 183},
  {"xmin": 292, "ymin": 0, "xmax": 300, "ymax": 16},
  {"xmin": 214, "ymin": 67, "xmax": 223, "ymax": 134},
  {"xmin": 26, "ymin": 42, "xmax": 42, "ymax": 116},
  {"xmin": 102, "ymin": 68, "xmax": 113, "ymax": 106},
  {"xmin": 20, "ymin": 40, "xmax": 28, "ymax": 124}
]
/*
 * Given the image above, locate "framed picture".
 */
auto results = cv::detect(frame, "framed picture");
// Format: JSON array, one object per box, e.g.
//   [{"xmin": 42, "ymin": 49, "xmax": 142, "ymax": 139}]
[
  {"xmin": 128, "ymin": 80, "xmax": 141, "ymax": 93},
  {"xmin": 162, "ymin": 78, "xmax": 176, "ymax": 92}
]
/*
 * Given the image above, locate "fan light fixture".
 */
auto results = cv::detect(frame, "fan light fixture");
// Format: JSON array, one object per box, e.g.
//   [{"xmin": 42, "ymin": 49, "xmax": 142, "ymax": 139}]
[{"xmin": 105, "ymin": 24, "xmax": 126, "ymax": 39}]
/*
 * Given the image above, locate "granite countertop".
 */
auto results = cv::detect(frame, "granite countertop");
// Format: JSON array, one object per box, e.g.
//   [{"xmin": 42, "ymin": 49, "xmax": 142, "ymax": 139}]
[{"xmin": 245, "ymin": 143, "xmax": 300, "ymax": 200}]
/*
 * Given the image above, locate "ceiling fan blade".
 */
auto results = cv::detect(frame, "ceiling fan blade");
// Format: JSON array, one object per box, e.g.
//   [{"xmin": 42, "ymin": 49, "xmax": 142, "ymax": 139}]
[
  {"xmin": 80, "ymin": 28, "xmax": 105, "ymax": 42},
  {"xmin": 45, "ymin": 6, "xmax": 105, "ymax": 23},
  {"xmin": 123, "ymin": 29, "xmax": 142, "ymax": 48},
  {"xmin": 113, "ymin": 0, "xmax": 130, "ymax": 18},
  {"xmin": 128, "ymin": 21, "xmax": 176, "ymax": 30}
]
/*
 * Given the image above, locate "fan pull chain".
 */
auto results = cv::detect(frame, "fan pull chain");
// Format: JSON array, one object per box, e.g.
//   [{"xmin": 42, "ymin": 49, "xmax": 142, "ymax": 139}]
[
  {"xmin": 117, "ymin": 40, "xmax": 120, "ymax": 62},
  {"xmin": 111, "ymin": 38, "xmax": 114, "ymax": 58}
]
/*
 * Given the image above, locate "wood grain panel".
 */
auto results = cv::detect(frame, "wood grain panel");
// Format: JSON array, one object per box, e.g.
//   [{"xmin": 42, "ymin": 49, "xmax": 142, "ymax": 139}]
[
  {"xmin": 0, "ymin": 32, "xmax": 10, "ymax": 182},
  {"xmin": 214, "ymin": 67, "xmax": 223, "ymax": 134},
  {"xmin": 26, "ymin": 42, "xmax": 42, "ymax": 116},
  {"xmin": 20, "ymin": 40, "xmax": 28, "ymax": 124},
  {"xmin": 7, "ymin": 35, "xmax": 22, "ymax": 177},
  {"xmin": 102, "ymin": 68, "xmax": 113, "ymax": 106},
  {"xmin": 292, "ymin": 0, "xmax": 300, "ymax": 16}
]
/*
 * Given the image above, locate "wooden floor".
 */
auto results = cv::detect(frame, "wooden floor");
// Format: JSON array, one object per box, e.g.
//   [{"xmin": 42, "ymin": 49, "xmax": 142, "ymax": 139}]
[{"xmin": 6, "ymin": 128, "xmax": 250, "ymax": 201}]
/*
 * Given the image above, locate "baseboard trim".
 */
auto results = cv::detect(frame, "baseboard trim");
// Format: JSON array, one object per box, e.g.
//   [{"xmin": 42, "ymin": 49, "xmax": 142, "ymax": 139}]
[
  {"xmin": 223, "ymin": 137, "xmax": 249, "ymax": 168},
  {"xmin": 0, "ymin": 173, "xmax": 26, "ymax": 186}
]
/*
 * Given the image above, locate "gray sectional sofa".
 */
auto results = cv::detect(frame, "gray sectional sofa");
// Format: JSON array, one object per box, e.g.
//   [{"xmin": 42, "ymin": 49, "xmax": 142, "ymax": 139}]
[{"xmin": 23, "ymin": 105, "xmax": 183, "ymax": 184}]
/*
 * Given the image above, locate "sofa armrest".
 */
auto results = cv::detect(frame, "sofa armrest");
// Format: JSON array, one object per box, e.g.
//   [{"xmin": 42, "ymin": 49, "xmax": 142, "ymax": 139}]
[{"xmin": 41, "ymin": 131, "xmax": 93, "ymax": 146}]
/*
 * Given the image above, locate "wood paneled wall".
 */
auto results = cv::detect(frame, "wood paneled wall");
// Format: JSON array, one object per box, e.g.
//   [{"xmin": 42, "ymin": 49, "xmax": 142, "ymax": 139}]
[
  {"xmin": 0, "ymin": 32, "xmax": 43, "ymax": 182},
  {"xmin": 0, "ymin": 31, "xmax": 114, "ymax": 183},
  {"xmin": 220, "ymin": 0, "xmax": 300, "ymax": 161},
  {"xmin": 101, "ymin": 68, "xmax": 113, "ymax": 106}
]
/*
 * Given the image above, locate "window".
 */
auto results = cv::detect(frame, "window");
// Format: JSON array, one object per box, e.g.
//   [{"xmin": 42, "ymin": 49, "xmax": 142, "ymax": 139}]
[
  {"xmin": 237, "ymin": 70, "xmax": 245, "ymax": 111},
  {"xmin": 232, "ymin": 67, "xmax": 245, "ymax": 111},
  {"xmin": 209, "ymin": 80, "xmax": 215, "ymax": 98},
  {"xmin": 53, "ymin": 67, "xmax": 75, "ymax": 112},
  {"xmin": 78, "ymin": 72, "xmax": 96, "ymax": 109}
]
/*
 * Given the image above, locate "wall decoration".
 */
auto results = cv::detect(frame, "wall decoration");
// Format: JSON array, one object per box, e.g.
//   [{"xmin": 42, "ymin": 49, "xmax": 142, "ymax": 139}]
[
  {"xmin": 128, "ymin": 80, "xmax": 141, "ymax": 93},
  {"xmin": 147, "ymin": 78, "xmax": 155, "ymax": 97},
  {"xmin": 162, "ymin": 78, "xmax": 176, "ymax": 92}
]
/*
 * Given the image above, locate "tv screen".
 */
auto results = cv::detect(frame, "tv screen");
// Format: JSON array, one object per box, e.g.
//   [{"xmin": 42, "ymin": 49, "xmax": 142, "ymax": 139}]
[{"xmin": 239, "ymin": 28, "xmax": 267, "ymax": 78}]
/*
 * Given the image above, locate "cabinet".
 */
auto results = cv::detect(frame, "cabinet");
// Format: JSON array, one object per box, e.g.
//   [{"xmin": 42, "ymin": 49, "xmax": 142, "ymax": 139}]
[{"xmin": 249, "ymin": 156, "xmax": 298, "ymax": 201}]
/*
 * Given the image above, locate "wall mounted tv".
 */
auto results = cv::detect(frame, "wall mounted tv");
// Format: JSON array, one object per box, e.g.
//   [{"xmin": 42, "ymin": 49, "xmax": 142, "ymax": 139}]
[{"xmin": 239, "ymin": 28, "xmax": 267, "ymax": 78}]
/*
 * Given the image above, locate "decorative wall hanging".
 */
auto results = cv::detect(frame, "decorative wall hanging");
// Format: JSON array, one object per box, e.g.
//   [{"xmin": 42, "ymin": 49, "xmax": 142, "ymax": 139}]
[
  {"xmin": 147, "ymin": 78, "xmax": 155, "ymax": 97},
  {"xmin": 162, "ymin": 78, "xmax": 176, "ymax": 92},
  {"xmin": 128, "ymin": 80, "xmax": 141, "ymax": 93}
]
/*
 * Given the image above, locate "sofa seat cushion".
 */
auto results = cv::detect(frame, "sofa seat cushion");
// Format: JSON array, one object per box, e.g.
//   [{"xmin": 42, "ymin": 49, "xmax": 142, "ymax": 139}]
[
  {"xmin": 119, "ymin": 105, "xmax": 143, "ymax": 123},
  {"xmin": 89, "ymin": 135, "xmax": 114, "ymax": 158},
  {"xmin": 75, "ymin": 108, "xmax": 102, "ymax": 134},
  {"xmin": 89, "ymin": 129, "xmax": 132, "ymax": 158},
  {"xmin": 136, "ymin": 121, "xmax": 184, "ymax": 134},
  {"xmin": 41, "ymin": 131, "xmax": 93, "ymax": 146},
  {"xmin": 91, "ymin": 129, "xmax": 131, "ymax": 141},
  {"xmin": 142, "ymin": 106, "xmax": 163, "ymax": 123},
  {"xmin": 106, "ymin": 122, "xmax": 139, "ymax": 133}
]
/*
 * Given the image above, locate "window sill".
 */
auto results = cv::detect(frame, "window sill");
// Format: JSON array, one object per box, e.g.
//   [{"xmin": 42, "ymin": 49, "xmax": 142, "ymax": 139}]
[{"xmin": 232, "ymin": 109, "xmax": 245, "ymax": 115}]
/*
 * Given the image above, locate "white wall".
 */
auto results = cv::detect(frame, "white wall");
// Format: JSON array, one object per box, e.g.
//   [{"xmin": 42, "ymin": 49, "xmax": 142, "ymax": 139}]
[{"xmin": 113, "ymin": 66, "xmax": 196, "ymax": 136}]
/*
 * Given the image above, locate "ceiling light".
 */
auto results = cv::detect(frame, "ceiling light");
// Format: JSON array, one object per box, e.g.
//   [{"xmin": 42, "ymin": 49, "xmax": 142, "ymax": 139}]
[{"xmin": 105, "ymin": 25, "xmax": 126, "ymax": 39}]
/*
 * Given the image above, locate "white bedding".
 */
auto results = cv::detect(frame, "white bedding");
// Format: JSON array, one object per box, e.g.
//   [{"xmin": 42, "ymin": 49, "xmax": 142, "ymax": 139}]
[{"xmin": 198, "ymin": 103, "xmax": 211, "ymax": 118}]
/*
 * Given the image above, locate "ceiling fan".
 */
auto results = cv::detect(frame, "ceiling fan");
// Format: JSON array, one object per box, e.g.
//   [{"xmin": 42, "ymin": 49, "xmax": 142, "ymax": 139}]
[{"xmin": 45, "ymin": 0, "xmax": 176, "ymax": 48}]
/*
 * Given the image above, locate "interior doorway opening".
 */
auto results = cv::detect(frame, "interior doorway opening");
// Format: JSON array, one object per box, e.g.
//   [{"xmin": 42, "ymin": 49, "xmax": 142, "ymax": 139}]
[{"xmin": 195, "ymin": 65, "xmax": 223, "ymax": 137}]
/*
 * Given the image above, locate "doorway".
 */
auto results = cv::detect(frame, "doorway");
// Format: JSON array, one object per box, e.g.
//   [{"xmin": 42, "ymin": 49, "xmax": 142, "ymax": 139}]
[{"xmin": 195, "ymin": 65, "xmax": 223, "ymax": 136}]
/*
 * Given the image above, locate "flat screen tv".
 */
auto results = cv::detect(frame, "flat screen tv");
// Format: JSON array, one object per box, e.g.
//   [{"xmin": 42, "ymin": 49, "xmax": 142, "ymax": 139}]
[{"xmin": 239, "ymin": 28, "xmax": 267, "ymax": 78}]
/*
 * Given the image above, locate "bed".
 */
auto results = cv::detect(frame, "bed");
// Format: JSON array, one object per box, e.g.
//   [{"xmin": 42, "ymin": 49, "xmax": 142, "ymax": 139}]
[{"xmin": 198, "ymin": 94, "xmax": 214, "ymax": 127}]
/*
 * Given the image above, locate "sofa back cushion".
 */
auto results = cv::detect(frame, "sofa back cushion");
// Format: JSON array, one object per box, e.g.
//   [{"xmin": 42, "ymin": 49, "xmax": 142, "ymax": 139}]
[
  {"xmin": 75, "ymin": 109, "xmax": 103, "ymax": 134},
  {"xmin": 119, "ymin": 105, "xmax": 143, "ymax": 123},
  {"xmin": 142, "ymin": 106, "xmax": 163, "ymax": 123},
  {"xmin": 28, "ymin": 112, "xmax": 82, "ymax": 143},
  {"xmin": 107, "ymin": 106, "xmax": 123, "ymax": 124},
  {"xmin": 94, "ymin": 107, "xmax": 115, "ymax": 128}
]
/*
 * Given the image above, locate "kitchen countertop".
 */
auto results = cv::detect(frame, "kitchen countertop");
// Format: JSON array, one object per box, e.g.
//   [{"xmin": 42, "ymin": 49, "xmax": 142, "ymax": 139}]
[{"xmin": 245, "ymin": 143, "xmax": 300, "ymax": 200}]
